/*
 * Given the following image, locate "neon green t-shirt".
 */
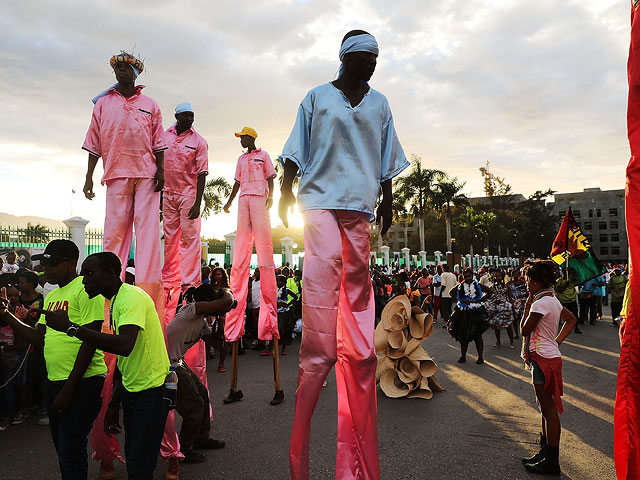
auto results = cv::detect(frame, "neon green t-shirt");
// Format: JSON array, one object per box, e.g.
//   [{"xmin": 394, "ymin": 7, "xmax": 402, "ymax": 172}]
[
  {"xmin": 38, "ymin": 276, "xmax": 107, "ymax": 381},
  {"xmin": 111, "ymin": 283, "xmax": 169, "ymax": 393}
]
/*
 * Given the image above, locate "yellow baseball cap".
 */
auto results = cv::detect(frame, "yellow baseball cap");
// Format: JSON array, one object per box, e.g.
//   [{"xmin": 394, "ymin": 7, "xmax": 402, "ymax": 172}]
[{"xmin": 234, "ymin": 126, "xmax": 258, "ymax": 139}]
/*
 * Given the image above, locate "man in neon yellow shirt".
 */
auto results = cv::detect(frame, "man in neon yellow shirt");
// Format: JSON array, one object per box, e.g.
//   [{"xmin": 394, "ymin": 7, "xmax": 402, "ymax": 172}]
[
  {"xmin": 0, "ymin": 239, "xmax": 106, "ymax": 479},
  {"xmin": 40, "ymin": 251, "xmax": 170, "ymax": 480}
]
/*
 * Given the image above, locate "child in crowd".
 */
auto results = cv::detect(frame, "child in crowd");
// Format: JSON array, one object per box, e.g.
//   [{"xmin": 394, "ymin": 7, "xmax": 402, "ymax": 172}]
[{"xmin": 520, "ymin": 260, "xmax": 577, "ymax": 475}]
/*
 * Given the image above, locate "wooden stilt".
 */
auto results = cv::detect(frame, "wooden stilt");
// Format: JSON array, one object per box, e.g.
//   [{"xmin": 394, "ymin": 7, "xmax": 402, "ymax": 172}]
[
  {"xmin": 230, "ymin": 340, "xmax": 239, "ymax": 391},
  {"xmin": 273, "ymin": 337, "xmax": 281, "ymax": 391},
  {"xmin": 223, "ymin": 340, "xmax": 243, "ymax": 403},
  {"xmin": 270, "ymin": 335, "xmax": 284, "ymax": 405}
]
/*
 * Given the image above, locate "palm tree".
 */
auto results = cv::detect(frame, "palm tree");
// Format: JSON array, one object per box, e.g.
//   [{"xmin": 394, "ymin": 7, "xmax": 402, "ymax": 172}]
[
  {"xmin": 20, "ymin": 223, "xmax": 50, "ymax": 243},
  {"xmin": 201, "ymin": 177, "xmax": 232, "ymax": 219},
  {"xmin": 476, "ymin": 211, "xmax": 497, "ymax": 253},
  {"xmin": 454, "ymin": 206, "xmax": 481, "ymax": 255},
  {"xmin": 393, "ymin": 155, "xmax": 444, "ymax": 252},
  {"xmin": 432, "ymin": 177, "xmax": 467, "ymax": 251}
]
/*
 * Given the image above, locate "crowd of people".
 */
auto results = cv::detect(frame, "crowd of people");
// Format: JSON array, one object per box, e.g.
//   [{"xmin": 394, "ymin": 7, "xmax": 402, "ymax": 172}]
[
  {"xmin": 0, "ymin": 25, "xmax": 629, "ymax": 479},
  {"xmin": 0, "ymin": 245, "xmax": 627, "ymax": 478}
]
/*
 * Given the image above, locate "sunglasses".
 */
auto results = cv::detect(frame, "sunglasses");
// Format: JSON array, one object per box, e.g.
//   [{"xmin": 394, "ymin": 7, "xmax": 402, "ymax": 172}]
[{"xmin": 42, "ymin": 257, "xmax": 71, "ymax": 267}]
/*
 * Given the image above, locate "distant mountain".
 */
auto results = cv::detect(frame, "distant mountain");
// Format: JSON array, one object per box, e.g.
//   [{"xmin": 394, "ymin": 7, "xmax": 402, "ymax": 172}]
[{"xmin": 0, "ymin": 212, "xmax": 69, "ymax": 230}]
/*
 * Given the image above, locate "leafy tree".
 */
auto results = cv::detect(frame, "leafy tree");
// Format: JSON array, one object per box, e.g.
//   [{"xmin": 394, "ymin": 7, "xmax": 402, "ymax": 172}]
[
  {"xmin": 432, "ymin": 176, "xmax": 468, "ymax": 251},
  {"xmin": 512, "ymin": 189, "xmax": 556, "ymax": 257},
  {"xmin": 393, "ymin": 155, "xmax": 444, "ymax": 252},
  {"xmin": 454, "ymin": 207, "xmax": 481, "ymax": 255},
  {"xmin": 20, "ymin": 223, "xmax": 50, "ymax": 243},
  {"xmin": 202, "ymin": 177, "xmax": 232, "ymax": 219}
]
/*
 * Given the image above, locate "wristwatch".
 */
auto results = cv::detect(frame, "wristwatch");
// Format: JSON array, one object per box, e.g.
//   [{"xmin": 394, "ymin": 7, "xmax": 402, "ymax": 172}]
[{"xmin": 66, "ymin": 323, "xmax": 81, "ymax": 337}]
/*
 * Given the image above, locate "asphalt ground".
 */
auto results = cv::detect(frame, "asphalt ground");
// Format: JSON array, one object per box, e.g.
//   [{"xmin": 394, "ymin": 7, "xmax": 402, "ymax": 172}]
[{"xmin": 1, "ymin": 307, "xmax": 618, "ymax": 479}]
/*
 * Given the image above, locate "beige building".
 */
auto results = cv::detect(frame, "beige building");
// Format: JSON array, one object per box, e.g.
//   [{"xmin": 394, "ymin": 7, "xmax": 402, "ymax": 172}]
[
  {"xmin": 370, "ymin": 217, "xmax": 419, "ymax": 252},
  {"xmin": 549, "ymin": 188, "xmax": 627, "ymax": 264}
]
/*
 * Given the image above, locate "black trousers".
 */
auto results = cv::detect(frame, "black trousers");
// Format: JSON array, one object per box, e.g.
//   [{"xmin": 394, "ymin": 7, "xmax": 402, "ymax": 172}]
[
  {"xmin": 176, "ymin": 362, "xmax": 210, "ymax": 451},
  {"xmin": 121, "ymin": 386, "xmax": 169, "ymax": 480},
  {"xmin": 47, "ymin": 376, "xmax": 104, "ymax": 480}
]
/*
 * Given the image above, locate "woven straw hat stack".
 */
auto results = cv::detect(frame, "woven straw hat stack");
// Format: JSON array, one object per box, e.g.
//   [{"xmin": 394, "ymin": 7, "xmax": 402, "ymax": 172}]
[{"xmin": 375, "ymin": 295, "xmax": 444, "ymax": 400}]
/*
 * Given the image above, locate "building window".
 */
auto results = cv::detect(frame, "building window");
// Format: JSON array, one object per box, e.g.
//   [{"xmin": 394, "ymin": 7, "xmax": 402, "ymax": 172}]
[
  {"xmin": 610, "ymin": 208, "xmax": 618, "ymax": 217},
  {"xmin": 599, "ymin": 222, "xmax": 607, "ymax": 230},
  {"xmin": 584, "ymin": 222, "xmax": 592, "ymax": 230},
  {"xmin": 600, "ymin": 247, "xmax": 609, "ymax": 256},
  {"xmin": 611, "ymin": 233, "xmax": 620, "ymax": 242},
  {"xmin": 587, "ymin": 235, "xmax": 593, "ymax": 242},
  {"xmin": 610, "ymin": 221, "xmax": 619, "ymax": 229},
  {"xmin": 597, "ymin": 209, "xmax": 601, "ymax": 217},
  {"xmin": 589, "ymin": 210, "xmax": 593, "ymax": 218},
  {"xmin": 600, "ymin": 234, "xmax": 608, "ymax": 242},
  {"xmin": 573, "ymin": 210, "xmax": 581, "ymax": 218},
  {"xmin": 612, "ymin": 246, "xmax": 621, "ymax": 255}
]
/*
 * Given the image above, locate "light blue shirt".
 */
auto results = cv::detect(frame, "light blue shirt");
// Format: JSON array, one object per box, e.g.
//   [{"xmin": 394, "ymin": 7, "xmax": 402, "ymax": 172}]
[{"xmin": 282, "ymin": 83, "xmax": 409, "ymax": 219}]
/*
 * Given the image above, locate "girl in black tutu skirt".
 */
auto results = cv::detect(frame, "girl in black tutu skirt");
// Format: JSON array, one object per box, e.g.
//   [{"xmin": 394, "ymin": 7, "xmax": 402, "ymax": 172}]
[{"xmin": 447, "ymin": 268, "xmax": 493, "ymax": 364}]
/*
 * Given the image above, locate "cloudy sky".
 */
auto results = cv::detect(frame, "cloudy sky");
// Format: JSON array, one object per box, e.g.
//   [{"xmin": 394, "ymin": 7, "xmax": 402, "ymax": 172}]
[{"xmin": 0, "ymin": 0, "xmax": 630, "ymax": 239}]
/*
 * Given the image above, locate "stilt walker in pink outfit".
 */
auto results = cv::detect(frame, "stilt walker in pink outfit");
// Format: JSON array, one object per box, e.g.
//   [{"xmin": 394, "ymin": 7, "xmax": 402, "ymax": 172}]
[
  {"xmin": 222, "ymin": 127, "xmax": 282, "ymax": 405},
  {"xmin": 162, "ymin": 102, "xmax": 210, "ymax": 388},
  {"xmin": 280, "ymin": 31, "xmax": 409, "ymax": 480},
  {"xmin": 82, "ymin": 51, "xmax": 183, "ymax": 480}
]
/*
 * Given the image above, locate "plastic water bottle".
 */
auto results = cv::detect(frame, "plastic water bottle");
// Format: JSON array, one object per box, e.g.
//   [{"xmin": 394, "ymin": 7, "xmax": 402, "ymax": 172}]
[{"xmin": 163, "ymin": 365, "xmax": 178, "ymax": 409}]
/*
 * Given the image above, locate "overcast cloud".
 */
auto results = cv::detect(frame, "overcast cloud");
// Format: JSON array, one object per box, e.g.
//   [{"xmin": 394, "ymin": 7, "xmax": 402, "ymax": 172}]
[{"xmin": 0, "ymin": 0, "xmax": 630, "ymax": 238}]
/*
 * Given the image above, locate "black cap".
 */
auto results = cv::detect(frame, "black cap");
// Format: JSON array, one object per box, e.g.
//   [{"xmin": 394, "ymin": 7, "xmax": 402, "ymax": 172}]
[{"xmin": 32, "ymin": 240, "xmax": 79, "ymax": 262}]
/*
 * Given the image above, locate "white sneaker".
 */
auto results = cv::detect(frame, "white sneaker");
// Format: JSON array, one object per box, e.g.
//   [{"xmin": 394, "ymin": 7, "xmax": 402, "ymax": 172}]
[{"xmin": 38, "ymin": 416, "xmax": 50, "ymax": 426}]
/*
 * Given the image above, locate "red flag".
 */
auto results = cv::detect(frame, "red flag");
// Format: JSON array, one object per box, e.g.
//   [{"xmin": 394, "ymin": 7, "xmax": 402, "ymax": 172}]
[{"xmin": 616, "ymin": 2, "xmax": 640, "ymax": 478}]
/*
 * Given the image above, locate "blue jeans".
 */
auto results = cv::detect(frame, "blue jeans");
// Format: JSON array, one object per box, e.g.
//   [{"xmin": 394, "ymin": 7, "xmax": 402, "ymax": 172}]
[
  {"xmin": 121, "ymin": 386, "xmax": 169, "ymax": 480},
  {"xmin": 47, "ymin": 376, "xmax": 104, "ymax": 480}
]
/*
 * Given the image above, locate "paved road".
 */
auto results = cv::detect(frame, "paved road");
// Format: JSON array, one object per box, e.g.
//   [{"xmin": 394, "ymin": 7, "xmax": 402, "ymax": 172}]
[{"xmin": 2, "ymin": 308, "xmax": 618, "ymax": 479}]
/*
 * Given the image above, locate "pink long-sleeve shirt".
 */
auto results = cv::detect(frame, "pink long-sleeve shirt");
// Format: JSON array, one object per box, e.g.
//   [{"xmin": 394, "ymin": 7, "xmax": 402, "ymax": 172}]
[
  {"xmin": 82, "ymin": 85, "xmax": 166, "ymax": 184},
  {"xmin": 163, "ymin": 125, "xmax": 209, "ymax": 198},
  {"xmin": 234, "ymin": 148, "xmax": 276, "ymax": 197}
]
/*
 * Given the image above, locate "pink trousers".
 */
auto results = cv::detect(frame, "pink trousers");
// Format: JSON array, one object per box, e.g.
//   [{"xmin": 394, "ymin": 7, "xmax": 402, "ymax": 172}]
[
  {"xmin": 104, "ymin": 178, "xmax": 162, "ymax": 287},
  {"xmin": 290, "ymin": 210, "xmax": 379, "ymax": 480},
  {"xmin": 104, "ymin": 178, "xmax": 181, "ymax": 460},
  {"xmin": 225, "ymin": 195, "xmax": 278, "ymax": 342},
  {"xmin": 162, "ymin": 192, "xmax": 202, "ymax": 289}
]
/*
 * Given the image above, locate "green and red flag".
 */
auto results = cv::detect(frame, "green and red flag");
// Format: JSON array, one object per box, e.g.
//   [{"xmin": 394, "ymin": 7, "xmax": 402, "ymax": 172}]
[{"xmin": 549, "ymin": 208, "xmax": 605, "ymax": 284}]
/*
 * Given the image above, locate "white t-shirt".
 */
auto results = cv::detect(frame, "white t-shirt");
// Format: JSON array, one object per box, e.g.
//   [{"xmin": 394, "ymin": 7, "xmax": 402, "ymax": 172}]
[
  {"xmin": 432, "ymin": 274, "xmax": 442, "ymax": 296},
  {"xmin": 528, "ymin": 295, "xmax": 563, "ymax": 359},
  {"xmin": 441, "ymin": 272, "xmax": 458, "ymax": 298},
  {"xmin": 2, "ymin": 263, "xmax": 19, "ymax": 274},
  {"xmin": 250, "ymin": 278, "xmax": 261, "ymax": 309},
  {"xmin": 166, "ymin": 303, "xmax": 211, "ymax": 363},
  {"xmin": 479, "ymin": 274, "xmax": 493, "ymax": 288}
]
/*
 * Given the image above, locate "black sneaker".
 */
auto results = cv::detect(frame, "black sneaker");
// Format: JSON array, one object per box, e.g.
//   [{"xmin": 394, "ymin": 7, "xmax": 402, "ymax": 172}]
[
  {"xmin": 223, "ymin": 389, "xmax": 244, "ymax": 404},
  {"xmin": 574, "ymin": 327, "xmax": 583, "ymax": 334},
  {"xmin": 524, "ymin": 457, "xmax": 560, "ymax": 475},
  {"xmin": 194, "ymin": 439, "xmax": 225, "ymax": 450},
  {"xmin": 522, "ymin": 434, "xmax": 546, "ymax": 465},
  {"xmin": 522, "ymin": 447, "xmax": 545, "ymax": 465},
  {"xmin": 270, "ymin": 389, "xmax": 284, "ymax": 405},
  {"xmin": 181, "ymin": 449, "xmax": 205, "ymax": 464}
]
